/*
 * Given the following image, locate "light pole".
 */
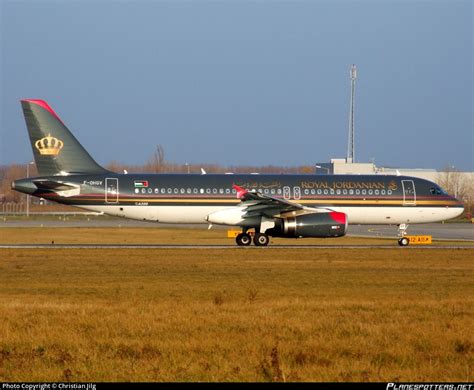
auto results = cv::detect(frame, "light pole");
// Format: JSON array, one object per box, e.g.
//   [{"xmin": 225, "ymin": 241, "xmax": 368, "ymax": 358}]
[
  {"xmin": 26, "ymin": 161, "xmax": 34, "ymax": 217},
  {"xmin": 347, "ymin": 64, "xmax": 357, "ymax": 163},
  {"xmin": 449, "ymin": 165, "xmax": 458, "ymax": 198}
]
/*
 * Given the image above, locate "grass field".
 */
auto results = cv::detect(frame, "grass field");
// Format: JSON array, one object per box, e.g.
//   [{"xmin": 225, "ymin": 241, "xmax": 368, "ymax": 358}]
[{"xmin": 0, "ymin": 228, "xmax": 472, "ymax": 382}]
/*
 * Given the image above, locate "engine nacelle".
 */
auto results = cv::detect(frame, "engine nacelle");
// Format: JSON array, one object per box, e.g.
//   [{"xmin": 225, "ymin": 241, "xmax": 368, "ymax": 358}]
[
  {"xmin": 267, "ymin": 211, "xmax": 348, "ymax": 238},
  {"xmin": 206, "ymin": 207, "xmax": 260, "ymax": 227}
]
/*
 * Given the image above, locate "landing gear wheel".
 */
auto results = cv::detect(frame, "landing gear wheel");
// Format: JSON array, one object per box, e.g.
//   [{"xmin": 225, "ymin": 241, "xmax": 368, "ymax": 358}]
[
  {"xmin": 398, "ymin": 237, "xmax": 410, "ymax": 247},
  {"xmin": 397, "ymin": 224, "xmax": 410, "ymax": 247},
  {"xmin": 236, "ymin": 233, "xmax": 252, "ymax": 246},
  {"xmin": 254, "ymin": 233, "xmax": 270, "ymax": 247}
]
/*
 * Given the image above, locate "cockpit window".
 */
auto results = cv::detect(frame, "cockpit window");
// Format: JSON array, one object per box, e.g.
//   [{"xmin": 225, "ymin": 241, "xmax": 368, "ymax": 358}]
[{"xmin": 430, "ymin": 186, "xmax": 447, "ymax": 195}]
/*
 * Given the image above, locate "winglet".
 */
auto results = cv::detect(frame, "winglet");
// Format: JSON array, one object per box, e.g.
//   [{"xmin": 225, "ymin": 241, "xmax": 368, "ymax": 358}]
[{"xmin": 232, "ymin": 184, "xmax": 248, "ymax": 199}]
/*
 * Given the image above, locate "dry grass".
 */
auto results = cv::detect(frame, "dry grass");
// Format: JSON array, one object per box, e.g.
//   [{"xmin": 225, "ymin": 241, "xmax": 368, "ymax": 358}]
[
  {"xmin": 0, "ymin": 226, "xmax": 397, "ymax": 246},
  {"xmin": 0, "ymin": 226, "xmax": 472, "ymax": 246},
  {"xmin": 0, "ymin": 228, "xmax": 472, "ymax": 381}
]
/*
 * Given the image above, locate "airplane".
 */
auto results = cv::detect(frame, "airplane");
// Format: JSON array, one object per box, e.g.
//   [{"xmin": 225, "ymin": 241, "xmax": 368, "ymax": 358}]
[{"xmin": 12, "ymin": 99, "xmax": 464, "ymax": 246}]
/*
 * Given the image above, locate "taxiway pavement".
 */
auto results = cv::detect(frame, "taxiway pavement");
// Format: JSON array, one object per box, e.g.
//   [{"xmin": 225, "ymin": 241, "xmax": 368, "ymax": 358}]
[{"xmin": 1, "ymin": 218, "xmax": 472, "ymax": 241}]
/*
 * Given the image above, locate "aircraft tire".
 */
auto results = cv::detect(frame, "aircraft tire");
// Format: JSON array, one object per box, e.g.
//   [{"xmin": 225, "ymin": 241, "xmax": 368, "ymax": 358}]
[
  {"xmin": 254, "ymin": 233, "xmax": 270, "ymax": 247},
  {"xmin": 236, "ymin": 233, "xmax": 252, "ymax": 246},
  {"xmin": 398, "ymin": 237, "xmax": 410, "ymax": 247}
]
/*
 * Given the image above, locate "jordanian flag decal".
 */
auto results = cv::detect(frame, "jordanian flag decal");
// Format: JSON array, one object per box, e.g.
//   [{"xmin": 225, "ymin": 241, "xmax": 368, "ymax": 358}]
[{"xmin": 134, "ymin": 180, "xmax": 149, "ymax": 188}]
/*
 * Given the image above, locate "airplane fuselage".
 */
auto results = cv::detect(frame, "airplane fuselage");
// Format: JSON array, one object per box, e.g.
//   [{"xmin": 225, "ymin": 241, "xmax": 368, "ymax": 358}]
[{"xmin": 14, "ymin": 173, "xmax": 464, "ymax": 225}]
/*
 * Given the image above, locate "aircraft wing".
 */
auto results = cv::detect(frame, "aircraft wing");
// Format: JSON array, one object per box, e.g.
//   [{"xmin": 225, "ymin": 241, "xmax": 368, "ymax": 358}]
[{"xmin": 232, "ymin": 184, "xmax": 325, "ymax": 218}]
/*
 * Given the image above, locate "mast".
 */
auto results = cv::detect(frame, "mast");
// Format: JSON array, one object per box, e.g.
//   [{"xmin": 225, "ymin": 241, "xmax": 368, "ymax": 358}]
[{"xmin": 347, "ymin": 64, "xmax": 357, "ymax": 163}]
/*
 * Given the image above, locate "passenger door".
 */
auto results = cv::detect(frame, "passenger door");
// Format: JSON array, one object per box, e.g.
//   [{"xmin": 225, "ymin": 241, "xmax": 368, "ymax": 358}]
[
  {"xmin": 402, "ymin": 180, "xmax": 416, "ymax": 206},
  {"xmin": 105, "ymin": 178, "xmax": 119, "ymax": 204}
]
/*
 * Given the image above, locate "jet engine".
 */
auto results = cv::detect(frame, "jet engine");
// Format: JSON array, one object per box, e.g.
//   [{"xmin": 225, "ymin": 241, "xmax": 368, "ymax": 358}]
[
  {"xmin": 266, "ymin": 211, "xmax": 348, "ymax": 238},
  {"xmin": 206, "ymin": 207, "xmax": 260, "ymax": 227}
]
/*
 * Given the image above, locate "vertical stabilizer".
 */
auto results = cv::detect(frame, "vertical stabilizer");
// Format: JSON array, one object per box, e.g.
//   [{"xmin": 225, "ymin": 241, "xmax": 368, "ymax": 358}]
[{"xmin": 21, "ymin": 99, "xmax": 108, "ymax": 176}]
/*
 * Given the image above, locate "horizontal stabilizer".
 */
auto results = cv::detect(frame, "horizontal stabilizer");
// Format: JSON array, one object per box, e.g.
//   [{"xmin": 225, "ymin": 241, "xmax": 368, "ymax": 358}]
[
  {"xmin": 33, "ymin": 180, "xmax": 81, "ymax": 197},
  {"xmin": 33, "ymin": 180, "xmax": 77, "ymax": 191}
]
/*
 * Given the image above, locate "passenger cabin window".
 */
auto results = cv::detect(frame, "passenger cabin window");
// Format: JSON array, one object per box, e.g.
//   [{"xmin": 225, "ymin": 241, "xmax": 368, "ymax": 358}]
[{"xmin": 293, "ymin": 187, "xmax": 301, "ymax": 200}]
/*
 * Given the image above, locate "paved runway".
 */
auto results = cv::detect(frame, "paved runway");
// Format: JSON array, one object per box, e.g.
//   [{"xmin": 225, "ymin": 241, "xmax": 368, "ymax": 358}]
[
  {"xmin": 348, "ymin": 223, "xmax": 473, "ymax": 241},
  {"xmin": 1, "ymin": 217, "xmax": 472, "ymax": 241}
]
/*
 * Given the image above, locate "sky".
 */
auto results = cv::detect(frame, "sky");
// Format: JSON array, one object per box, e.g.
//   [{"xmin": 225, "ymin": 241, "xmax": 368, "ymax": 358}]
[{"xmin": 1, "ymin": 0, "xmax": 472, "ymax": 171}]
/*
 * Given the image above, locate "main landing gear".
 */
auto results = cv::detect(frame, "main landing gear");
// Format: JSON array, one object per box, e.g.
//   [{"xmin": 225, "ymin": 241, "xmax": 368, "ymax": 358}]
[
  {"xmin": 254, "ymin": 232, "xmax": 270, "ymax": 246},
  {"xmin": 235, "ymin": 230, "xmax": 270, "ymax": 247},
  {"xmin": 397, "ymin": 224, "xmax": 410, "ymax": 247},
  {"xmin": 236, "ymin": 232, "xmax": 252, "ymax": 246}
]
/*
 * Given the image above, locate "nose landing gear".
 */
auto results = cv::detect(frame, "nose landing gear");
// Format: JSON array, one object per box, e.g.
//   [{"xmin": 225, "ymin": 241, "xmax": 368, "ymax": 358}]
[{"xmin": 397, "ymin": 224, "xmax": 410, "ymax": 246}]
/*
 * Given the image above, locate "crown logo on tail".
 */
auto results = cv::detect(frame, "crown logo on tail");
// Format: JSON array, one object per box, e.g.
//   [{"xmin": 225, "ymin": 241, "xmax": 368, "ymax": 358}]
[{"xmin": 35, "ymin": 133, "xmax": 64, "ymax": 156}]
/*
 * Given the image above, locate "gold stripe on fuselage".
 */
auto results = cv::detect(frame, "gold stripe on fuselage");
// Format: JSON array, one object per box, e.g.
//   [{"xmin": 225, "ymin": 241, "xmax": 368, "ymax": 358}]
[{"xmin": 71, "ymin": 197, "xmax": 461, "ymax": 207}]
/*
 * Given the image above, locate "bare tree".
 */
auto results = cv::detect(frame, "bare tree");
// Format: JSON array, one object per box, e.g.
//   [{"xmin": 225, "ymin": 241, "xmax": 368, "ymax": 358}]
[
  {"xmin": 437, "ymin": 166, "xmax": 466, "ymax": 199},
  {"xmin": 147, "ymin": 144, "xmax": 166, "ymax": 173},
  {"xmin": 106, "ymin": 160, "xmax": 124, "ymax": 173},
  {"xmin": 0, "ymin": 164, "xmax": 35, "ymax": 203}
]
